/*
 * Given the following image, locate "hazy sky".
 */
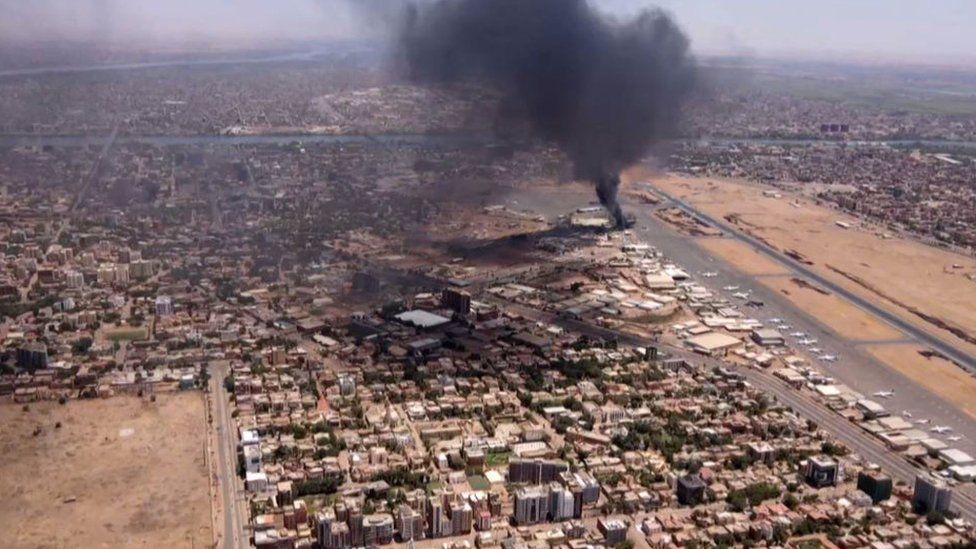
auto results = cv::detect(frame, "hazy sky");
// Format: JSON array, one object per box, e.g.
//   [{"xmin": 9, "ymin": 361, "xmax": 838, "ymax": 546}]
[
  {"xmin": 606, "ymin": 0, "xmax": 976, "ymax": 61},
  {"xmin": 2, "ymin": 0, "xmax": 975, "ymax": 62}
]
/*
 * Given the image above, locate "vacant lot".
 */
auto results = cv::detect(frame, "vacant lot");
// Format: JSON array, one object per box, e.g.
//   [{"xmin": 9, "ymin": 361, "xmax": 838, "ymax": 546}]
[
  {"xmin": 100, "ymin": 325, "xmax": 149, "ymax": 342},
  {"xmin": 0, "ymin": 393, "xmax": 211, "ymax": 548},
  {"xmin": 655, "ymin": 175, "xmax": 976, "ymax": 356}
]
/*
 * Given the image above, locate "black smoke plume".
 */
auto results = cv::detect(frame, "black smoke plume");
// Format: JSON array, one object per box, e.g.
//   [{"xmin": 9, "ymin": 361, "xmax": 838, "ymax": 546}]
[{"xmin": 399, "ymin": 0, "xmax": 696, "ymax": 228}]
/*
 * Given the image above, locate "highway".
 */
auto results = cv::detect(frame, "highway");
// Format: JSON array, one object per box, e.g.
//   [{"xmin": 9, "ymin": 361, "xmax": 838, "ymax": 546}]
[
  {"xmin": 210, "ymin": 361, "xmax": 250, "ymax": 549},
  {"xmin": 656, "ymin": 188, "xmax": 976, "ymax": 376}
]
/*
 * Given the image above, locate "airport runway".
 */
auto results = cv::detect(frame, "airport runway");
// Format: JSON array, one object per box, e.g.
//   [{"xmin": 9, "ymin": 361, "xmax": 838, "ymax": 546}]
[
  {"xmin": 658, "ymin": 188, "xmax": 976, "ymax": 374},
  {"xmin": 631, "ymin": 189, "xmax": 976, "ymax": 454},
  {"xmin": 512, "ymin": 184, "xmax": 976, "ymax": 498}
]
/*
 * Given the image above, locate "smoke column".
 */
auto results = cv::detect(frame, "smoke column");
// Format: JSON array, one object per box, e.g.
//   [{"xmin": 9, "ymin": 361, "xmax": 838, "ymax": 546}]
[{"xmin": 399, "ymin": 0, "xmax": 696, "ymax": 228}]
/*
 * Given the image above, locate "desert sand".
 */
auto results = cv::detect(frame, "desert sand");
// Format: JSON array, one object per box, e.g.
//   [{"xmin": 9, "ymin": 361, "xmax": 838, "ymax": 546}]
[
  {"xmin": 866, "ymin": 344, "xmax": 976, "ymax": 420},
  {"xmin": 0, "ymin": 393, "xmax": 212, "ymax": 548},
  {"xmin": 697, "ymin": 237, "xmax": 790, "ymax": 276},
  {"xmin": 759, "ymin": 275, "xmax": 904, "ymax": 342}
]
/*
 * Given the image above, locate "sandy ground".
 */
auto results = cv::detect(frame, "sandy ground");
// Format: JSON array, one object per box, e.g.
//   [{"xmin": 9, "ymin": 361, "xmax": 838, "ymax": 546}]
[
  {"xmin": 0, "ymin": 393, "xmax": 212, "ymax": 548},
  {"xmin": 865, "ymin": 344, "xmax": 976, "ymax": 420},
  {"xmin": 758, "ymin": 276, "xmax": 904, "ymax": 342},
  {"xmin": 655, "ymin": 175, "xmax": 976, "ymax": 356},
  {"xmin": 697, "ymin": 237, "xmax": 790, "ymax": 276}
]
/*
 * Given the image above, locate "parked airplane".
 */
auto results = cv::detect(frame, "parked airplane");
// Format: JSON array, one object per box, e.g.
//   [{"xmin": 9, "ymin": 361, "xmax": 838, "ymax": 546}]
[
  {"xmin": 732, "ymin": 292, "xmax": 750, "ymax": 299},
  {"xmin": 769, "ymin": 318, "xmax": 784, "ymax": 324},
  {"xmin": 818, "ymin": 354, "xmax": 838, "ymax": 362},
  {"xmin": 777, "ymin": 324, "xmax": 791, "ymax": 330},
  {"xmin": 799, "ymin": 338, "xmax": 819, "ymax": 346},
  {"xmin": 701, "ymin": 272, "xmax": 718, "ymax": 278},
  {"xmin": 790, "ymin": 331, "xmax": 806, "ymax": 338},
  {"xmin": 902, "ymin": 410, "xmax": 912, "ymax": 418},
  {"xmin": 873, "ymin": 391, "xmax": 895, "ymax": 398},
  {"xmin": 931, "ymin": 426, "xmax": 953, "ymax": 434},
  {"xmin": 809, "ymin": 347, "xmax": 823, "ymax": 354},
  {"xmin": 915, "ymin": 419, "xmax": 930, "ymax": 425},
  {"xmin": 948, "ymin": 436, "xmax": 963, "ymax": 442},
  {"xmin": 723, "ymin": 285, "xmax": 739, "ymax": 291}
]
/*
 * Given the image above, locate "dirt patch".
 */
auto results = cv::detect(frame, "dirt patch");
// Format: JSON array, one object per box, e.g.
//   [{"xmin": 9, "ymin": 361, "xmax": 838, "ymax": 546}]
[
  {"xmin": 791, "ymin": 277, "xmax": 830, "ymax": 296},
  {"xmin": 759, "ymin": 276, "xmax": 902, "ymax": 342},
  {"xmin": 0, "ymin": 393, "xmax": 212, "ymax": 548},
  {"xmin": 696, "ymin": 238, "xmax": 789, "ymax": 276},
  {"xmin": 656, "ymin": 207, "xmax": 722, "ymax": 237},
  {"xmin": 826, "ymin": 264, "xmax": 976, "ymax": 347},
  {"xmin": 866, "ymin": 344, "xmax": 976, "ymax": 420},
  {"xmin": 784, "ymin": 249, "xmax": 815, "ymax": 266}
]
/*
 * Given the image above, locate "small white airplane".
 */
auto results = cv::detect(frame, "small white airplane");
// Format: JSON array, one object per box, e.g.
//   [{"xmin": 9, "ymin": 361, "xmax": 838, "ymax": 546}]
[
  {"xmin": 873, "ymin": 391, "xmax": 895, "ymax": 399},
  {"xmin": 777, "ymin": 324, "xmax": 792, "ymax": 330},
  {"xmin": 931, "ymin": 426, "xmax": 953, "ymax": 434},
  {"xmin": 948, "ymin": 436, "xmax": 963, "ymax": 442},
  {"xmin": 915, "ymin": 419, "xmax": 931, "ymax": 425},
  {"xmin": 902, "ymin": 410, "xmax": 913, "ymax": 418},
  {"xmin": 800, "ymin": 338, "xmax": 819, "ymax": 346},
  {"xmin": 733, "ymin": 292, "xmax": 750, "ymax": 299},
  {"xmin": 818, "ymin": 354, "xmax": 838, "ymax": 362},
  {"xmin": 809, "ymin": 347, "xmax": 823, "ymax": 354},
  {"xmin": 723, "ymin": 285, "xmax": 739, "ymax": 291},
  {"xmin": 769, "ymin": 317, "xmax": 784, "ymax": 323},
  {"xmin": 790, "ymin": 331, "xmax": 806, "ymax": 338},
  {"xmin": 701, "ymin": 272, "xmax": 718, "ymax": 278}
]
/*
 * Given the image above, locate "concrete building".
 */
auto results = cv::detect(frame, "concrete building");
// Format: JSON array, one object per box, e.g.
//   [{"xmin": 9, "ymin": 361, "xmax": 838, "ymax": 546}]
[
  {"xmin": 65, "ymin": 270, "xmax": 84, "ymax": 288},
  {"xmin": 804, "ymin": 456, "xmax": 839, "ymax": 488},
  {"xmin": 426, "ymin": 498, "xmax": 444, "ymax": 538},
  {"xmin": 857, "ymin": 470, "xmax": 893, "ymax": 503},
  {"xmin": 363, "ymin": 513, "xmax": 394, "ymax": 546},
  {"xmin": 751, "ymin": 328, "xmax": 785, "ymax": 346},
  {"xmin": 513, "ymin": 485, "xmax": 550, "ymax": 525},
  {"xmin": 856, "ymin": 399, "xmax": 890, "ymax": 420},
  {"xmin": 676, "ymin": 475, "xmax": 706, "ymax": 506},
  {"xmin": 16, "ymin": 343, "xmax": 48, "ymax": 370},
  {"xmin": 685, "ymin": 332, "xmax": 743, "ymax": 356},
  {"xmin": 549, "ymin": 484, "xmax": 575, "ymax": 521},
  {"xmin": 442, "ymin": 288, "xmax": 472, "ymax": 315},
  {"xmin": 244, "ymin": 444, "xmax": 263, "ymax": 474},
  {"xmin": 913, "ymin": 473, "xmax": 953, "ymax": 514},
  {"xmin": 155, "ymin": 295, "xmax": 174, "ymax": 316},
  {"xmin": 317, "ymin": 510, "xmax": 351, "ymax": 549},
  {"xmin": 449, "ymin": 500, "xmax": 473, "ymax": 535},
  {"xmin": 509, "ymin": 458, "xmax": 569, "ymax": 484},
  {"xmin": 598, "ymin": 518, "xmax": 628, "ymax": 545},
  {"xmin": 396, "ymin": 505, "xmax": 424, "ymax": 541}
]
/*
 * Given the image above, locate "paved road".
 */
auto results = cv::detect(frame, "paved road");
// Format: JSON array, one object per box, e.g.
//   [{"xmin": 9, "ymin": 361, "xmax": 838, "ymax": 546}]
[
  {"xmin": 210, "ymin": 362, "xmax": 250, "ymax": 549},
  {"xmin": 493, "ymin": 295, "xmax": 976, "ymax": 520},
  {"xmin": 657, "ymin": 188, "xmax": 976, "ymax": 376},
  {"xmin": 70, "ymin": 123, "xmax": 119, "ymax": 213},
  {"xmin": 484, "ymin": 186, "xmax": 976, "ymax": 519},
  {"xmin": 514, "ymin": 185, "xmax": 976, "ymax": 454}
]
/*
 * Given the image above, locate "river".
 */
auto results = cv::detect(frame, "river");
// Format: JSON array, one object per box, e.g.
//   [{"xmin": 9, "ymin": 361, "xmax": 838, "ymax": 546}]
[{"xmin": 1, "ymin": 132, "xmax": 975, "ymax": 151}]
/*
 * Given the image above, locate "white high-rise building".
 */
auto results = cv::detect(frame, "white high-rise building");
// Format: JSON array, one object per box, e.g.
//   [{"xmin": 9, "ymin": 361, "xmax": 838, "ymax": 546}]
[
  {"xmin": 155, "ymin": 295, "xmax": 174, "ymax": 316},
  {"xmin": 65, "ymin": 270, "xmax": 84, "ymax": 289}
]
